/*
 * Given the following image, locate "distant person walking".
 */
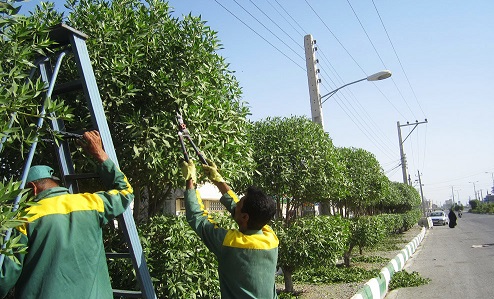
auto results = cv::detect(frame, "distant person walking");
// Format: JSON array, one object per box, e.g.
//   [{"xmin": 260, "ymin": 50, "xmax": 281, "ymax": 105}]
[{"xmin": 449, "ymin": 208, "xmax": 457, "ymax": 228}]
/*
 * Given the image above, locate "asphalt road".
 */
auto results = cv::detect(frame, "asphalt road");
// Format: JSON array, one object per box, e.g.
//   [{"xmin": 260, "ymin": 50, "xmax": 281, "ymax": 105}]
[{"xmin": 387, "ymin": 212, "xmax": 494, "ymax": 299}]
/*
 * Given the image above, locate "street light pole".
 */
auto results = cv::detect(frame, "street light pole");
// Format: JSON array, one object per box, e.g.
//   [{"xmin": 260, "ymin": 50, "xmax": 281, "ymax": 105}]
[
  {"xmin": 469, "ymin": 181, "xmax": 479, "ymax": 200},
  {"xmin": 304, "ymin": 34, "xmax": 392, "ymax": 129},
  {"xmin": 485, "ymin": 172, "xmax": 494, "ymax": 194},
  {"xmin": 319, "ymin": 71, "xmax": 392, "ymax": 106}
]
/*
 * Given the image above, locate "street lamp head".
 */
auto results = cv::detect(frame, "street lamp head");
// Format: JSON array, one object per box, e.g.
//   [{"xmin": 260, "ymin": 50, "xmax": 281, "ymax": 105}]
[{"xmin": 366, "ymin": 70, "xmax": 392, "ymax": 81}]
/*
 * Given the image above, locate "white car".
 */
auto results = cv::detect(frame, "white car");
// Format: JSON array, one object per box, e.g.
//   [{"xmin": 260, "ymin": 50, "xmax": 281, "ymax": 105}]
[{"xmin": 429, "ymin": 211, "xmax": 449, "ymax": 226}]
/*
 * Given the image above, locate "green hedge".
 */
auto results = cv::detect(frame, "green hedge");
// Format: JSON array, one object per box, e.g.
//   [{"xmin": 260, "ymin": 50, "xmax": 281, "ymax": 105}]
[{"xmin": 103, "ymin": 211, "xmax": 420, "ymax": 297}]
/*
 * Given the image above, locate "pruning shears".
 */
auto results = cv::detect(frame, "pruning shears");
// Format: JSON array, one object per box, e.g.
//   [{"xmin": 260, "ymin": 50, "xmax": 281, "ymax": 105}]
[{"xmin": 176, "ymin": 110, "xmax": 208, "ymax": 165}]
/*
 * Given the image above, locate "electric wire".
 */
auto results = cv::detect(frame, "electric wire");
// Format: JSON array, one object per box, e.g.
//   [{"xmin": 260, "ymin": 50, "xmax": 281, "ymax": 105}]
[
  {"xmin": 319, "ymin": 77, "xmax": 397, "ymax": 159},
  {"xmin": 319, "ymin": 80, "xmax": 396, "ymax": 160},
  {"xmin": 317, "ymin": 46, "xmax": 398, "ymax": 149},
  {"xmin": 305, "ymin": 0, "xmax": 409, "ymax": 122},
  {"xmin": 303, "ymin": 0, "xmax": 366, "ymax": 75},
  {"xmin": 212, "ymin": 0, "xmax": 306, "ymax": 71},
  {"xmin": 231, "ymin": 0, "xmax": 305, "ymax": 61},
  {"xmin": 273, "ymin": 0, "xmax": 307, "ymax": 35},
  {"xmin": 346, "ymin": 0, "xmax": 417, "ymax": 120},
  {"xmin": 371, "ymin": 0, "xmax": 427, "ymax": 118},
  {"xmin": 265, "ymin": 0, "xmax": 305, "ymax": 38},
  {"xmin": 385, "ymin": 162, "xmax": 402, "ymax": 174},
  {"xmin": 248, "ymin": 0, "xmax": 304, "ymax": 51}
]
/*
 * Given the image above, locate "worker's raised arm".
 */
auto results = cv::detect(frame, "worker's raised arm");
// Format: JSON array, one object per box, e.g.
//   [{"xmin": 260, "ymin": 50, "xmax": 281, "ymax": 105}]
[{"xmin": 202, "ymin": 159, "xmax": 230, "ymax": 195}]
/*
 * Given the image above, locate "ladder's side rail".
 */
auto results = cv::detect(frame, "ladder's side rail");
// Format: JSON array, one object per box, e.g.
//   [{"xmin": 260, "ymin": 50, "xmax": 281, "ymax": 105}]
[
  {"xmin": 117, "ymin": 211, "xmax": 157, "ymax": 298},
  {"xmin": 69, "ymin": 33, "xmax": 157, "ymax": 299},
  {"xmin": 38, "ymin": 51, "xmax": 80, "ymax": 194},
  {"xmin": 70, "ymin": 34, "xmax": 118, "ymax": 165},
  {"xmin": 0, "ymin": 52, "xmax": 67, "ymax": 267}
]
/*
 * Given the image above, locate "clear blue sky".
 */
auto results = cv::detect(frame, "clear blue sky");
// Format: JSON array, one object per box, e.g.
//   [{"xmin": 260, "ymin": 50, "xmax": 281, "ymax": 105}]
[{"xmin": 19, "ymin": 0, "xmax": 494, "ymax": 206}]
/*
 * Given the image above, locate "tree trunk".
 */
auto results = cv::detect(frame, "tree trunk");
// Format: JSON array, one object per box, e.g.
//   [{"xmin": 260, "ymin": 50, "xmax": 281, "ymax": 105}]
[
  {"xmin": 282, "ymin": 266, "xmax": 294, "ymax": 293},
  {"xmin": 149, "ymin": 183, "xmax": 172, "ymax": 217},
  {"xmin": 344, "ymin": 245, "xmax": 354, "ymax": 267},
  {"xmin": 319, "ymin": 201, "xmax": 331, "ymax": 215}
]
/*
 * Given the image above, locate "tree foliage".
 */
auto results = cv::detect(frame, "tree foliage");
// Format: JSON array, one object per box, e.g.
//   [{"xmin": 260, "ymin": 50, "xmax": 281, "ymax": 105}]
[
  {"xmin": 273, "ymin": 215, "xmax": 350, "ymax": 292},
  {"xmin": 337, "ymin": 147, "xmax": 389, "ymax": 217},
  {"xmin": 0, "ymin": 0, "xmax": 71, "ymax": 264},
  {"xmin": 249, "ymin": 116, "xmax": 340, "ymax": 222},
  {"xmin": 12, "ymin": 0, "xmax": 254, "ymax": 218}
]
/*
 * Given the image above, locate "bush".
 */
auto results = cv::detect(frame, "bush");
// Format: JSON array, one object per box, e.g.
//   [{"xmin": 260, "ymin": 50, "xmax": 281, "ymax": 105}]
[
  {"xmin": 401, "ymin": 209, "xmax": 422, "ymax": 231},
  {"xmin": 106, "ymin": 215, "xmax": 220, "ymax": 299},
  {"xmin": 376, "ymin": 214, "xmax": 402, "ymax": 234}
]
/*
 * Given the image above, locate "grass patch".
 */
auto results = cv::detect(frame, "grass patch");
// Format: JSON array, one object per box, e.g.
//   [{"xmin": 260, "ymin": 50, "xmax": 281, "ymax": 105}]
[
  {"xmin": 389, "ymin": 270, "xmax": 431, "ymax": 290},
  {"xmin": 290, "ymin": 266, "xmax": 379, "ymax": 284},
  {"xmin": 351, "ymin": 255, "xmax": 388, "ymax": 264}
]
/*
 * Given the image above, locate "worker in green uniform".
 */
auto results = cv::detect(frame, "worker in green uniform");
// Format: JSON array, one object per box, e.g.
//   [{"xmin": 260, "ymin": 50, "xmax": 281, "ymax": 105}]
[
  {"xmin": 181, "ymin": 159, "xmax": 279, "ymax": 298},
  {"xmin": 0, "ymin": 130, "xmax": 134, "ymax": 299}
]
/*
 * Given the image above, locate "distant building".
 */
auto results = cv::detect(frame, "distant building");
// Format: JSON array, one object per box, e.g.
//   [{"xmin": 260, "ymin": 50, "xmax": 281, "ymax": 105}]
[
  {"xmin": 174, "ymin": 182, "xmax": 226, "ymax": 215},
  {"xmin": 484, "ymin": 194, "xmax": 494, "ymax": 203}
]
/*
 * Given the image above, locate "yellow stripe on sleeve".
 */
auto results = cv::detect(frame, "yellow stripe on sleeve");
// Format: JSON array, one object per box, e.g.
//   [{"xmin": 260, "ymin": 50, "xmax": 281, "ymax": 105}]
[{"xmin": 23, "ymin": 194, "xmax": 105, "ymax": 223}]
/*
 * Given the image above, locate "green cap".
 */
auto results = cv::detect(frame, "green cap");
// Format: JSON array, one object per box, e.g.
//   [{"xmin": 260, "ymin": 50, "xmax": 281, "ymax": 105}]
[{"xmin": 26, "ymin": 165, "xmax": 60, "ymax": 183}]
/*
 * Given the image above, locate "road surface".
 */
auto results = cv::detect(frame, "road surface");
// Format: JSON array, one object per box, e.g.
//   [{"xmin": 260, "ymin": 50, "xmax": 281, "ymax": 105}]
[{"xmin": 387, "ymin": 212, "xmax": 494, "ymax": 299}]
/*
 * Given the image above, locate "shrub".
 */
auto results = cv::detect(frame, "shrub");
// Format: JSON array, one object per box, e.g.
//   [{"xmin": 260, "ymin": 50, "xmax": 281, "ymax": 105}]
[{"xmin": 106, "ymin": 215, "xmax": 220, "ymax": 299}]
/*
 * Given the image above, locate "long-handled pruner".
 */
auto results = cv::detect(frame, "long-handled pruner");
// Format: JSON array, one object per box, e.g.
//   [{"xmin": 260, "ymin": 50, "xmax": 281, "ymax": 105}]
[{"xmin": 176, "ymin": 110, "xmax": 208, "ymax": 165}]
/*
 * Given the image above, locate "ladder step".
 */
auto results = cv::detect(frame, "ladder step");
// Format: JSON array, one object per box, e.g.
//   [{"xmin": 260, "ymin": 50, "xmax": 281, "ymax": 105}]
[
  {"xmin": 106, "ymin": 252, "xmax": 131, "ymax": 259},
  {"xmin": 52, "ymin": 79, "xmax": 83, "ymax": 96},
  {"xmin": 112, "ymin": 289, "xmax": 142, "ymax": 298},
  {"xmin": 64, "ymin": 173, "xmax": 99, "ymax": 180}
]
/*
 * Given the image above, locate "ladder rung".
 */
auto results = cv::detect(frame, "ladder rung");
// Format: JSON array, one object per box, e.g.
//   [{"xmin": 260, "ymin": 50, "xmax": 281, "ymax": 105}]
[
  {"xmin": 106, "ymin": 252, "xmax": 131, "ymax": 259},
  {"xmin": 52, "ymin": 79, "xmax": 83, "ymax": 96},
  {"xmin": 112, "ymin": 289, "xmax": 142, "ymax": 298},
  {"xmin": 64, "ymin": 173, "xmax": 99, "ymax": 180}
]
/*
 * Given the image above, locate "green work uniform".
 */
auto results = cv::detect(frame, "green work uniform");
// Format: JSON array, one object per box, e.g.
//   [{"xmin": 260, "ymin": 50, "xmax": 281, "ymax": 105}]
[
  {"xmin": 0, "ymin": 159, "xmax": 134, "ymax": 299},
  {"xmin": 185, "ymin": 189, "xmax": 279, "ymax": 299}
]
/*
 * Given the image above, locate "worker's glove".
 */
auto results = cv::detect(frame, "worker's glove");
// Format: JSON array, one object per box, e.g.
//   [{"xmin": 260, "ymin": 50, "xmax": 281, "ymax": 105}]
[
  {"xmin": 202, "ymin": 159, "xmax": 225, "ymax": 183},
  {"xmin": 181, "ymin": 160, "xmax": 197, "ymax": 182}
]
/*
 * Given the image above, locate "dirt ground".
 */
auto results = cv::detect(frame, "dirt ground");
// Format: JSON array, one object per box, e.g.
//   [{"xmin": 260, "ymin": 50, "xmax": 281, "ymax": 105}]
[{"xmin": 276, "ymin": 225, "xmax": 424, "ymax": 299}]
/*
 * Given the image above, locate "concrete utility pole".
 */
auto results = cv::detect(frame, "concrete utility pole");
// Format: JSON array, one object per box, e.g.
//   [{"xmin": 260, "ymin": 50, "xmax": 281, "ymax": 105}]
[
  {"xmin": 469, "ymin": 181, "xmax": 479, "ymax": 200},
  {"xmin": 397, "ymin": 120, "xmax": 428, "ymax": 185},
  {"xmin": 417, "ymin": 170, "xmax": 426, "ymax": 216},
  {"xmin": 451, "ymin": 186, "xmax": 455, "ymax": 204},
  {"xmin": 304, "ymin": 34, "xmax": 323, "ymax": 128}
]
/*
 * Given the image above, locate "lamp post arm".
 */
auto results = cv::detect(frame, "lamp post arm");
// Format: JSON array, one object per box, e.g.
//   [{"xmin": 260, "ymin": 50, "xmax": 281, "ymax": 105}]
[{"xmin": 319, "ymin": 77, "xmax": 366, "ymax": 106}]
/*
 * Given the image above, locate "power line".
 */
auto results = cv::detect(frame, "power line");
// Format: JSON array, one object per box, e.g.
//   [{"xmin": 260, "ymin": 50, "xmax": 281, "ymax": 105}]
[
  {"xmin": 273, "ymin": 0, "xmax": 307, "ymax": 35},
  {"xmin": 231, "ymin": 0, "xmax": 305, "ymax": 61},
  {"xmin": 265, "ymin": 0, "xmax": 305, "ymax": 38},
  {"xmin": 371, "ymin": 0, "xmax": 427, "ymax": 119},
  {"xmin": 248, "ymin": 0, "xmax": 304, "ymax": 51},
  {"xmin": 319, "ymin": 81, "xmax": 397, "ymax": 160},
  {"xmin": 303, "ymin": 0, "xmax": 367, "ymax": 75},
  {"xmin": 317, "ymin": 46, "xmax": 398, "ymax": 148},
  {"xmin": 318, "ymin": 76, "xmax": 397, "ymax": 159},
  {"xmin": 213, "ymin": 0, "xmax": 306, "ymax": 71},
  {"xmin": 346, "ymin": 0, "xmax": 417, "ymax": 120}
]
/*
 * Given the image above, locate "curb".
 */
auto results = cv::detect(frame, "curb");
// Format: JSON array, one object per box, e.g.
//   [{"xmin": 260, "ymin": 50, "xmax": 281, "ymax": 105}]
[{"xmin": 350, "ymin": 227, "xmax": 426, "ymax": 299}]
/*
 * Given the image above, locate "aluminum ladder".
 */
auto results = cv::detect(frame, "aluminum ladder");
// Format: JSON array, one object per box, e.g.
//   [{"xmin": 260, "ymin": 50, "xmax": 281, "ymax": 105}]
[{"xmin": 1, "ymin": 23, "xmax": 156, "ymax": 299}]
